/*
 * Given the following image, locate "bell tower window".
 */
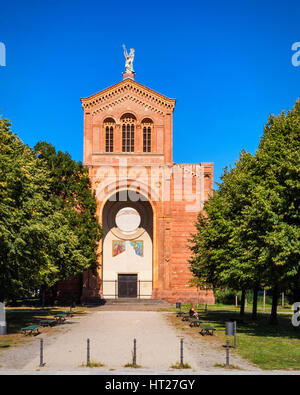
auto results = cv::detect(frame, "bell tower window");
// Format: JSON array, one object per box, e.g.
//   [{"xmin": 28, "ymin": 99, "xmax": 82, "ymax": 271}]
[
  {"xmin": 142, "ymin": 118, "xmax": 153, "ymax": 153},
  {"xmin": 104, "ymin": 118, "xmax": 115, "ymax": 153},
  {"xmin": 121, "ymin": 113, "xmax": 136, "ymax": 152}
]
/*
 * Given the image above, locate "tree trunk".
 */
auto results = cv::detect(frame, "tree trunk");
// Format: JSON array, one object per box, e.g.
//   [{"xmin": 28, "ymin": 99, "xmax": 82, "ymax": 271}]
[
  {"xmin": 270, "ymin": 286, "xmax": 279, "ymax": 325},
  {"xmin": 252, "ymin": 285, "xmax": 259, "ymax": 320},
  {"xmin": 50, "ymin": 284, "xmax": 58, "ymax": 306},
  {"xmin": 240, "ymin": 289, "xmax": 246, "ymax": 316},
  {"xmin": 292, "ymin": 274, "xmax": 300, "ymax": 304},
  {"xmin": 40, "ymin": 286, "xmax": 46, "ymax": 308},
  {"xmin": 79, "ymin": 273, "xmax": 84, "ymax": 305}
]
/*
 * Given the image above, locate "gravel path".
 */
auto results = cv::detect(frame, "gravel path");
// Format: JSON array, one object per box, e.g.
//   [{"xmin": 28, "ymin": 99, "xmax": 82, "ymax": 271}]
[{"xmin": 0, "ymin": 310, "xmax": 260, "ymax": 373}]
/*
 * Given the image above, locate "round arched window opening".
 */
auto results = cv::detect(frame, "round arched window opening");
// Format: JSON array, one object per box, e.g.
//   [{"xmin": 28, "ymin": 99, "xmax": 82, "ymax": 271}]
[
  {"xmin": 141, "ymin": 118, "xmax": 153, "ymax": 153},
  {"xmin": 104, "ymin": 118, "xmax": 115, "ymax": 153},
  {"xmin": 121, "ymin": 113, "xmax": 136, "ymax": 152}
]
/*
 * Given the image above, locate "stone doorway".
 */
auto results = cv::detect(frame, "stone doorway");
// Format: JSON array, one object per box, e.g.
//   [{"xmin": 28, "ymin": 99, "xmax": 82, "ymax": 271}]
[
  {"xmin": 118, "ymin": 274, "xmax": 137, "ymax": 298},
  {"xmin": 101, "ymin": 191, "xmax": 153, "ymax": 299}
]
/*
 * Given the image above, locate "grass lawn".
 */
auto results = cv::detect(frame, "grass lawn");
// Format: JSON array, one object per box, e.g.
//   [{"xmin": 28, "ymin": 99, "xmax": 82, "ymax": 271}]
[
  {"xmin": 0, "ymin": 306, "xmax": 86, "ymax": 353},
  {"xmin": 170, "ymin": 303, "xmax": 300, "ymax": 370}
]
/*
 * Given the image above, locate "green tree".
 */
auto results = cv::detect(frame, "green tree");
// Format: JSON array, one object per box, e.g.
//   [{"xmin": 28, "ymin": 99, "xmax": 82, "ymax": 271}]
[
  {"xmin": 0, "ymin": 119, "xmax": 58, "ymax": 300},
  {"xmin": 190, "ymin": 100, "xmax": 300, "ymax": 323},
  {"xmin": 0, "ymin": 120, "xmax": 102, "ymax": 303},
  {"xmin": 190, "ymin": 150, "xmax": 261, "ymax": 317},
  {"xmin": 251, "ymin": 102, "xmax": 300, "ymax": 322},
  {"xmin": 34, "ymin": 142, "xmax": 102, "ymax": 287}
]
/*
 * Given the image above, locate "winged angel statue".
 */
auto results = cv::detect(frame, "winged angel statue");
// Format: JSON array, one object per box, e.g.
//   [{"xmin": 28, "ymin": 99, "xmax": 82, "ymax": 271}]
[{"xmin": 122, "ymin": 44, "xmax": 135, "ymax": 73}]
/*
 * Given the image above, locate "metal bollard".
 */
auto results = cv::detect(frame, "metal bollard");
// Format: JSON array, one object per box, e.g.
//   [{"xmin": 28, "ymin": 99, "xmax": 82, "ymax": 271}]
[
  {"xmin": 87, "ymin": 338, "xmax": 90, "ymax": 366},
  {"xmin": 0, "ymin": 303, "xmax": 6, "ymax": 335},
  {"xmin": 234, "ymin": 321, "xmax": 237, "ymax": 348},
  {"xmin": 180, "ymin": 338, "xmax": 184, "ymax": 367},
  {"xmin": 133, "ymin": 338, "xmax": 137, "ymax": 367},
  {"xmin": 40, "ymin": 339, "xmax": 44, "ymax": 367},
  {"xmin": 226, "ymin": 339, "xmax": 230, "ymax": 367}
]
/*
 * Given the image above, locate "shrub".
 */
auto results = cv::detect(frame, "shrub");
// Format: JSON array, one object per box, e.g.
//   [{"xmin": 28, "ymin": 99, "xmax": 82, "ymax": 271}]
[{"xmin": 214, "ymin": 288, "xmax": 237, "ymax": 305}]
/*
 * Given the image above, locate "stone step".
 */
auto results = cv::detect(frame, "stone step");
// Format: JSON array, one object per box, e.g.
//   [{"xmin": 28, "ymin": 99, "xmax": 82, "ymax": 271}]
[
  {"xmin": 82, "ymin": 297, "xmax": 173, "ymax": 308},
  {"xmin": 104, "ymin": 298, "xmax": 171, "ymax": 306},
  {"xmin": 82, "ymin": 297, "xmax": 105, "ymax": 307}
]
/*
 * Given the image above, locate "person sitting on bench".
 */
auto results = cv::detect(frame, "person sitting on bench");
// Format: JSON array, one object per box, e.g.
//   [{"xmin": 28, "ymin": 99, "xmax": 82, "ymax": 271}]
[{"xmin": 189, "ymin": 305, "xmax": 199, "ymax": 320}]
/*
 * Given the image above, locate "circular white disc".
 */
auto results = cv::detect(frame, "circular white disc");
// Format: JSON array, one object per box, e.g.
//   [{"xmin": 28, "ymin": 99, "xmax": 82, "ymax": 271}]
[{"xmin": 115, "ymin": 207, "xmax": 141, "ymax": 234}]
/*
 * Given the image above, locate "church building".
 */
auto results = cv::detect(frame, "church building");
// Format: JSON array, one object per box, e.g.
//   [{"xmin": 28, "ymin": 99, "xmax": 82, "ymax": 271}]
[{"xmin": 59, "ymin": 50, "xmax": 215, "ymax": 304}]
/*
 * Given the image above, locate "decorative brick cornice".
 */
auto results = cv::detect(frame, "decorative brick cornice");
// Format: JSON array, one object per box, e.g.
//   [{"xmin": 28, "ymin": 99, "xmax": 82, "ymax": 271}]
[
  {"xmin": 81, "ymin": 79, "xmax": 176, "ymax": 114},
  {"xmin": 90, "ymin": 94, "xmax": 167, "ymax": 116}
]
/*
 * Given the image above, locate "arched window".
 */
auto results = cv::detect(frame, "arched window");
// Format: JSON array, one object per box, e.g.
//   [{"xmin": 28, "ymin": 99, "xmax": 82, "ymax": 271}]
[
  {"xmin": 142, "ymin": 118, "xmax": 153, "ymax": 153},
  {"xmin": 104, "ymin": 118, "xmax": 115, "ymax": 153},
  {"xmin": 121, "ymin": 113, "xmax": 136, "ymax": 152}
]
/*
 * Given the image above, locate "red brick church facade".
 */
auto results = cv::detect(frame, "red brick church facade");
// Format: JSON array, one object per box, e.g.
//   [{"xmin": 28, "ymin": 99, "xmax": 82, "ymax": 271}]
[{"xmin": 58, "ymin": 70, "xmax": 215, "ymax": 305}]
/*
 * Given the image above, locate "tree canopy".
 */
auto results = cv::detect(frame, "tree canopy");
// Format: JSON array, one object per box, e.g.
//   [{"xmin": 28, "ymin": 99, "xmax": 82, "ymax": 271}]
[
  {"xmin": 0, "ymin": 119, "xmax": 101, "ymax": 302},
  {"xmin": 189, "ymin": 100, "xmax": 300, "ymax": 323}
]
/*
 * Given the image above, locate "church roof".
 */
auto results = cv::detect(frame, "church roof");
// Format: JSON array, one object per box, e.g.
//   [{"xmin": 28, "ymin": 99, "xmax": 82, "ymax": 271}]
[{"xmin": 81, "ymin": 78, "xmax": 176, "ymax": 113}]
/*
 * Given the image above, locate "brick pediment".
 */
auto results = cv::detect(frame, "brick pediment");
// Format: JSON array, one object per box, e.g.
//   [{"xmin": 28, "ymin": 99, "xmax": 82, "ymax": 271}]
[{"xmin": 81, "ymin": 79, "xmax": 176, "ymax": 115}]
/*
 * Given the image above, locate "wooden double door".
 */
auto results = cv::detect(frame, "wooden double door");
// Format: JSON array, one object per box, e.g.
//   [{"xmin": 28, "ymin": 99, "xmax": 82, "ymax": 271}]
[{"xmin": 118, "ymin": 274, "xmax": 137, "ymax": 298}]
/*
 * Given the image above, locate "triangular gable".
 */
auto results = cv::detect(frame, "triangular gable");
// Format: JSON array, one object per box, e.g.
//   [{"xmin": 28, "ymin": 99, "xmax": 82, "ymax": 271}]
[{"xmin": 81, "ymin": 78, "xmax": 176, "ymax": 114}]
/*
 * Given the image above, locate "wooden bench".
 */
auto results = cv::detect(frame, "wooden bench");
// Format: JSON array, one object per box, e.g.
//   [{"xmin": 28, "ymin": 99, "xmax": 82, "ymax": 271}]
[
  {"xmin": 54, "ymin": 314, "xmax": 67, "ymax": 324},
  {"xmin": 199, "ymin": 325, "xmax": 216, "ymax": 336},
  {"xmin": 40, "ymin": 319, "xmax": 56, "ymax": 327},
  {"xmin": 181, "ymin": 314, "xmax": 191, "ymax": 321},
  {"xmin": 189, "ymin": 318, "xmax": 202, "ymax": 327},
  {"xmin": 21, "ymin": 325, "xmax": 41, "ymax": 336}
]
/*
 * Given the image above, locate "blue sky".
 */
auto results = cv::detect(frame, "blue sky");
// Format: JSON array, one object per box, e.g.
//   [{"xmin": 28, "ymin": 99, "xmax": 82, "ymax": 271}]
[{"xmin": 0, "ymin": 0, "xmax": 299, "ymax": 187}]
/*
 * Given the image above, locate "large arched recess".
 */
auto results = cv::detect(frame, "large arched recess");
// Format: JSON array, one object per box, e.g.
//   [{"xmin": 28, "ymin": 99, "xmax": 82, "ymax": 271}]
[{"xmin": 99, "ymin": 188, "xmax": 157, "ymax": 299}]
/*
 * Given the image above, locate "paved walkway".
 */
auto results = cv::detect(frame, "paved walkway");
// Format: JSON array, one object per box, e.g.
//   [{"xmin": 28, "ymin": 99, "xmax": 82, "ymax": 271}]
[{"xmin": 0, "ymin": 309, "xmax": 260, "ymax": 373}]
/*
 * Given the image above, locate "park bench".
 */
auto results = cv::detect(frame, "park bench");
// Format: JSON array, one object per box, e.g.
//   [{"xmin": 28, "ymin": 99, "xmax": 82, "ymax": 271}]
[
  {"xmin": 189, "ymin": 318, "xmax": 202, "ymax": 327},
  {"xmin": 40, "ymin": 319, "xmax": 56, "ymax": 327},
  {"xmin": 181, "ymin": 314, "xmax": 191, "ymax": 321},
  {"xmin": 21, "ymin": 325, "xmax": 41, "ymax": 336},
  {"xmin": 197, "ymin": 305, "xmax": 208, "ymax": 313},
  {"xmin": 199, "ymin": 325, "xmax": 216, "ymax": 336},
  {"xmin": 54, "ymin": 314, "xmax": 67, "ymax": 324}
]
